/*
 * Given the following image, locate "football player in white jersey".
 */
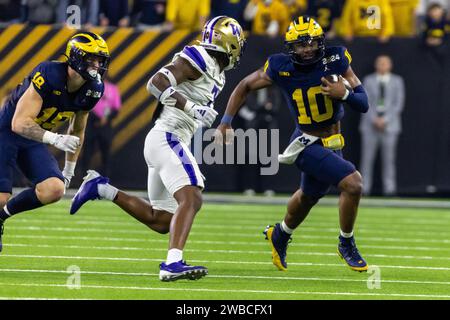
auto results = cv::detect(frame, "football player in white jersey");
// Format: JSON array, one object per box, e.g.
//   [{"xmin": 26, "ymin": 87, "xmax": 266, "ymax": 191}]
[{"xmin": 70, "ymin": 16, "xmax": 246, "ymax": 282}]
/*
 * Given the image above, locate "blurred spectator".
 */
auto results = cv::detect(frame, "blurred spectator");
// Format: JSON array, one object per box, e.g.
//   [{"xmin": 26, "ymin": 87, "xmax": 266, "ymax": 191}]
[
  {"xmin": 236, "ymin": 87, "xmax": 280, "ymax": 196},
  {"xmin": 340, "ymin": 0, "xmax": 394, "ymax": 43},
  {"xmin": 99, "ymin": 0, "xmax": 130, "ymax": 27},
  {"xmin": 22, "ymin": 0, "xmax": 58, "ymax": 24},
  {"xmin": 164, "ymin": 0, "xmax": 210, "ymax": 31},
  {"xmin": 360, "ymin": 55, "xmax": 405, "ymax": 196},
  {"xmin": 389, "ymin": 0, "xmax": 420, "ymax": 36},
  {"xmin": 211, "ymin": 0, "xmax": 249, "ymax": 27},
  {"xmin": 285, "ymin": 0, "xmax": 307, "ymax": 19},
  {"xmin": 422, "ymin": 2, "xmax": 449, "ymax": 46},
  {"xmin": 81, "ymin": 76, "xmax": 122, "ymax": 177},
  {"xmin": 306, "ymin": 0, "xmax": 345, "ymax": 38},
  {"xmin": 57, "ymin": 0, "xmax": 99, "ymax": 28},
  {"xmin": 0, "ymin": 0, "xmax": 24, "ymax": 24},
  {"xmin": 131, "ymin": 0, "xmax": 167, "ymax": 30},
  {"xmin": 244, "ymin": 0, "xmax": 290, "ymax": 37},
  {"xmin": 417, "ymin": 0, "xmax": 449, "ymax": 16}
]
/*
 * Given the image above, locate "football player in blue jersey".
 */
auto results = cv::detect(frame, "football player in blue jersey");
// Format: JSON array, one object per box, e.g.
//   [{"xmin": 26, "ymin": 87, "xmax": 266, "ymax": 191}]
[
  {"xmin": 0, "ymin": 32, "xmax": 109, "ymax": 252},
  {"xmin": 215, "ymin": 16, "xmax": 370, "ymax": 272}
]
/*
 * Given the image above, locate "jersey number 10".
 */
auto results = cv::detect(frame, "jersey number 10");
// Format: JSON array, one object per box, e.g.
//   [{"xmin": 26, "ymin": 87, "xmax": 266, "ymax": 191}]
[{"xmin": 292, "ymin": 86, "xmax": 333, "ymax": 125}]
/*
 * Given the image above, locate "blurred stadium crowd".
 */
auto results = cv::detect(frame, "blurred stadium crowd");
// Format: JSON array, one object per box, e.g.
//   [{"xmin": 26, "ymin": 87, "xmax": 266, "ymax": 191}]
[{"xmin": 0, "ymin": 0, "xmax": 449, "ymax": 45}]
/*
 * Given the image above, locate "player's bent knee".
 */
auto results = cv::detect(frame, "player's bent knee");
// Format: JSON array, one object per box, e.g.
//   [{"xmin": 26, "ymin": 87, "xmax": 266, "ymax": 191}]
[
  {"xmin": 36, "ymin": 178, "xmax": 65, "ymax": 204},
  {"xmin": 339, "ymin": 171, "xmax": 363, "ymax": 196},
  {"xmin": 175, "ymin": 186, "xmax": 203, "ymax": 213},
  {"xmin": 299, "ymin": 192, "xmax": 320, "ymax": 207}
]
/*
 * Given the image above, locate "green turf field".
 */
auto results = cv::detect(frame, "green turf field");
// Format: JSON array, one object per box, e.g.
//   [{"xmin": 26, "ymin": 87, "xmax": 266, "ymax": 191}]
[{"xmin": 0, "ymin": 199, "xmax": 449, "ymax": 300}]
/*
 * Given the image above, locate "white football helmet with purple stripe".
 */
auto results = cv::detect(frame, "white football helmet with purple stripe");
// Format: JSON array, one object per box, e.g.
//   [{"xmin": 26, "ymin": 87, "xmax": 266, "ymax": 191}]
[{"xmin": 199, "ymin": 16, "xmax": 246, "ymax": 70}]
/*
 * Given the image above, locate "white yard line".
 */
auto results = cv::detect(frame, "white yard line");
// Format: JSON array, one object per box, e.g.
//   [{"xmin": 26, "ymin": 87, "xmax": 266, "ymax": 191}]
[
  {"xmin": 2, "ymin": 254, "xmax": 450, "ymax": 271},
  {"xmin": 6, "ymin": 234, "xmax": 450, "ymax": 252},
  {"xmin": 0, "ymin": 282, "xmax": 449, "ymax": 299},
  {"xmin": 6, "ymin": 243, "xmax": 450, "ymax": 261},
  {"xmin": 6, "ymin": 225, "xmax": 450, "ymax": 242},
  {"xmin": 4, "ymin": 226, "xmax": 450, "ymax": 244},
  {"xmin": 1, "ymin": 268, "xmax": 450, "ymax": 286},
  {"xmin": 11, "ymin": 215, "xmax": 450, "ymax": 228}
]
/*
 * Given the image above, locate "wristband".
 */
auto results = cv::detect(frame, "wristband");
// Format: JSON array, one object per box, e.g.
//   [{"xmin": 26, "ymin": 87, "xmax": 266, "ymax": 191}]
[
  {"xmin": 220, "ymin": 114, "xmax": 234, "ymax": 125},
  {"xmin": 42, "ymin": 131, "xmax": 57, "ymax": 145},
  {"xmin": 342, "ymin": 88, "xmax": 350, "ymax": 101},
  {"xmin": 63, "ymin": 161, "xmax": 76, "ymax": 175}
]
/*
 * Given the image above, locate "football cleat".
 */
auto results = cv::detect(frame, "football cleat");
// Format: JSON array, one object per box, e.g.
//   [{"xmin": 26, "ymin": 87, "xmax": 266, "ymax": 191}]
[
  {"xmin": 70, "ymin": 170, "xmax": 109, "ymax": 215},
  {"xmin": 263, "ymin": 223, "xmax": 291, "ymax": 271},
  {"xmin": 159, "ymin": 260, "xmax": 208, "ymax": 282},
  {"xmin": 0, "ymin": 220, "xmax": 4, "ymax": 253},
  {"xmin": 337, "ymin": 235, "xmax": 369, "ymax": 272}
]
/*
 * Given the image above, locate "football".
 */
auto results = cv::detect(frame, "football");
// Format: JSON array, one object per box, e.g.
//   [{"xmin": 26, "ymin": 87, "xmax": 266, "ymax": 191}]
[{"xmin": 325, "ymin": 74, "xmax": 353, "ymax": 92}]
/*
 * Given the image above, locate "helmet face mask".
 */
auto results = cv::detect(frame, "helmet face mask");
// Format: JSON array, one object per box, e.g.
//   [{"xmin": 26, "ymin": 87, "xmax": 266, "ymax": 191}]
[
  {"xmin": 285, "ymin": 16, "xmax": 325, "ymax": 66},
  {"xmin": 65, "ymin": 32, "xmax": 110, "ymax": 81},
  {"xmin": 199, "ymin": 16, "xmax": 246, "ymax": 70},
  {"xmin": 286, "ymin": 35, "xmax": 325, "ymax": 66}
]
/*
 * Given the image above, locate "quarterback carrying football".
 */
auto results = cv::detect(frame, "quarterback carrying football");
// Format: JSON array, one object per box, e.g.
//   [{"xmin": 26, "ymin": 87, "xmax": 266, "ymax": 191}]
[{"xmin": 215, "ymin": 16, "xmax": 370, "ymax": 272}]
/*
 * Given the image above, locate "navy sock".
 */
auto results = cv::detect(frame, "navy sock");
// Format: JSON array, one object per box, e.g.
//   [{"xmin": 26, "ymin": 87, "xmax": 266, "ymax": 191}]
[{"xmin": 0, "ymin": 188, "xmax": 43, "ymax": 221}]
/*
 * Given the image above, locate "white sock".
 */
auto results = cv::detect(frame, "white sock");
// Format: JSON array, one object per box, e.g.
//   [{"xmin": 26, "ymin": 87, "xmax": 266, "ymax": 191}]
[
  {"xmin": 98, "ymin": 183, "xmax": 118, "ymax": 201},
  {"xmin": 281, "ymin": 220, "xmax": 294, "ymax": 235},
  {"xmin": 340, "ymin": 230, "xmax": 354, "ymax": 238},
  {"xmin": 166, "ymin": 248, "xmax": 183, "ymax": 265}
]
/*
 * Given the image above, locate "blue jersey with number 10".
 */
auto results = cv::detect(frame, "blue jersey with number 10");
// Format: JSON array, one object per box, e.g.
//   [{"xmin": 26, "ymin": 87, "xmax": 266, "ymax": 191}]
[{"xmin": 264, "ymin": 46, "xmax": 352, "ymax": 132}]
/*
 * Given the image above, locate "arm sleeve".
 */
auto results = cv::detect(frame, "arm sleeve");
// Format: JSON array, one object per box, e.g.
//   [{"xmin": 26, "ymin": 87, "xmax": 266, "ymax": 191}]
[{"xmin": 346, "ymin": 85, "xmax": 369, "ymax": 113}]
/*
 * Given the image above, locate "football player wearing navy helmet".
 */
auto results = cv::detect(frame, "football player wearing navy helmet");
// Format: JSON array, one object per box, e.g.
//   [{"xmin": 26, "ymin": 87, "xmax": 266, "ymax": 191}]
[
  {"xmin": 0, "ymin": 32, "xmax": 109, "ymax": 252},
  {"xmin": 215, "ymin": 16, "xmax": 370, "ymax": 272}
]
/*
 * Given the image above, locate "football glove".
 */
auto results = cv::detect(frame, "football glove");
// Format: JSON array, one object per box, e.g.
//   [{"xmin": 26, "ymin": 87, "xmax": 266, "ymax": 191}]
[
  {"xmin": 184, "ymin": 101, "xmax": 218, "ymax": 128},
  {"xmin": 43, "ymin": 131, "xmax": 80, "ymax": 153}
]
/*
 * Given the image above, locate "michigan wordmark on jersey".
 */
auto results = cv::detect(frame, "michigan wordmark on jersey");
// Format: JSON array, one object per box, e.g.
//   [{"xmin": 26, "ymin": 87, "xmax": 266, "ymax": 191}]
[{"xmin": 153, "ymin": 45, "xmax": 225, "ymax": 145}]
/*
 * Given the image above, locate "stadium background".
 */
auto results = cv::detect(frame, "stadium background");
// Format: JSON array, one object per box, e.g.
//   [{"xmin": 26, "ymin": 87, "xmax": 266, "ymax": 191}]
[{"xmin": 0, "ymin": 25, "xmax": 448, "ymax": 196}]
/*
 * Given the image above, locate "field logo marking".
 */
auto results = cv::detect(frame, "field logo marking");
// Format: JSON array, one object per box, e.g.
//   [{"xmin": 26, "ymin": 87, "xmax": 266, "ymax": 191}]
[
  {"xmin": 367, "ymin": 265, "xmax": 381, "ymax": 289},
  {"xmin": 66, "ymin": 265, "xmax": 81, "ymax": 290}
]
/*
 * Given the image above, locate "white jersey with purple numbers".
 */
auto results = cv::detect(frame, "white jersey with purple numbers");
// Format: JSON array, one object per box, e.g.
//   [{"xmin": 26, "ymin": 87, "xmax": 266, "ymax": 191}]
[{"xmin": 153, "ymin": 45, "xmax": 225, "ymax": 145}]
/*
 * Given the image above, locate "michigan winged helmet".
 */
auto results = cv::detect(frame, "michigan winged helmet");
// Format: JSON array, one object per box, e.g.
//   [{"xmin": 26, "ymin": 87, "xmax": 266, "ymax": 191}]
[
  {"xmin": 285, "ymin": 16, "xmax": 325, "ymax": 66},
  {"xmin": 65, "ymin": 32, "xmax": 110, "ymax": 81}
]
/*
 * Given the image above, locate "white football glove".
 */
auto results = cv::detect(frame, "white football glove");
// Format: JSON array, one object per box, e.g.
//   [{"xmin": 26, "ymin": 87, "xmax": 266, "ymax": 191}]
[
  {"xmin": 184, "ymin": 101, "xmax": 218, "ymax": 128},
  {"xmin": 62, "ymin": 161, "xmax": 76, "ymax": 189},
  {"xmin": 43, "ymin": 131, "xmax": 80, "ymax": 154}
]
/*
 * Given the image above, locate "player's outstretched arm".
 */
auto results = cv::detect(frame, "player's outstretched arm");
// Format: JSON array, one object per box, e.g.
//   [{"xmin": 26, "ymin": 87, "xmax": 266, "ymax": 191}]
[
  {"xmin": 12, "ymin": 84, "xmax": 80, "ymax": 153},
  {"xmin": 214, "ymin": 68, "xmax": 273, "ymax": 145}
]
